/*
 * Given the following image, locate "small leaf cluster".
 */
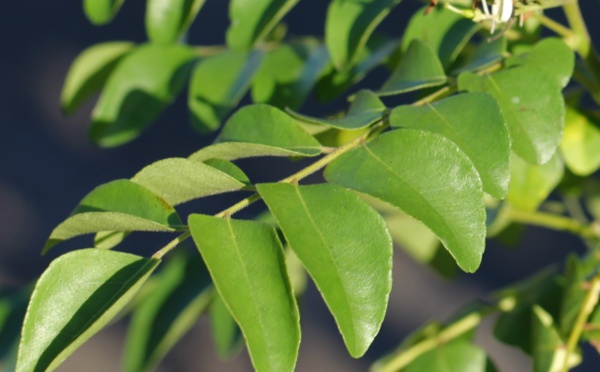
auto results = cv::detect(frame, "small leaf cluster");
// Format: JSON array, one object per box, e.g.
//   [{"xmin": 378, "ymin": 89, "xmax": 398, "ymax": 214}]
[{"xmin": 8, "ymin": 0, "xmax": 600, "ymax": 371}]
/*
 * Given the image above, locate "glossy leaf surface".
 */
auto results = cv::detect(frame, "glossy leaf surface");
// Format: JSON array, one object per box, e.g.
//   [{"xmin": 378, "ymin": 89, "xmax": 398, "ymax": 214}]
[
  {"xmin": 378, "ymin": 39, "xmax": 446, "ymax": 96},
  {"xmin": 124, "ymin": 253, "xmax": 212, "ymax": 372},
  {"xmin": 507, "ymin": 153, "xmax": 564, "ymax": 211},
  {"xmin": 188, "ymin": 215, "xmax": 300, "ymax": 372},
  {"xmin": 131, "ymin": 158, "xmax": 245, "ymax": 206},
  {"xmin": 458, "ymin": 66, "xmax": 565, "ymax": 164},
  {"xmin": 145, "ymin": 0, "xmax": 206, "ymax": 44},
  {"xmin": 227, "ymin": 0, "xmax": 299, "ymax": 51},
  {"xmin": 288, "ymin": 90, "xmax": 386, "ymax": 130},
  {"xmin": 61, "ymin": 42, "xmax": 133, "ymax": 115},
  {"xmin": 83, "ymin": 0, "xmax": 125, "ymax": 25},
  {"xmin": 91, "ymin": 44, "xmax": 197, "ymax": 147},
  {"xmin": 188, "ymin": 50, "xmax": 263, "ymax": 133},
  {"xmin": 560, "ymin": 106, "xmax": 600, "ymax": 176},
  {"xmin": 390, "ymin": 92, "xmax": 510, "ymax": 198},
  {"xmin": 403, "ymin": 340, "xmax": 488, "ymax": 372},
  {"xmin": 44, "ymin": 180, "xmax": 183, "ymax": 253},
  {"xmin": 258, "ymin": 183, "xmax": 393, "ymax": 357},
  {"xmin": 325, "ymin": 0, "xmax": 401, "ymax": 71},
  {"xmin": 17, "ymin": 249, "xmax": 159, "ymax": 372},
  {"xmin": 325, "ymin": 129, "xmax": 486, "ymax": 272}
]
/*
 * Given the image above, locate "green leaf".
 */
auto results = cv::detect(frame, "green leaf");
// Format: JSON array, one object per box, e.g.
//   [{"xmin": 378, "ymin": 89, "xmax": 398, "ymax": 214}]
[
  {"xmin": 288, "ymin": 89, "xmax": 386, "ymax": 130},
  {"xmin": 458, "ymin": 66, "xmax": 565, "ymax": 164},
  {"xmin": 123, "ymin": 252, "xmax": 212, "ymax": 372},
  {"xmin": 94, "ymin": 231, "xmax": 129, "ymax": 250},
  {"xmin": 203, "ymin": 158, "xmax": 250, "ymax": 184},
  {"xmin": 188, "ymin": 50, "xmax": 263, "ymax": 133},
  {"xmin": 83, "ymin": 0, "xmax": 125, "ymax": 25},
  {"xmin": 227, "ymin": 0, "xmax": 299, "ymax": 51},
  {"xmin": 210, "ymin": 294, "xmax": 243, "ymax": 359},
  {"xmin": 454, "ymin": 36, "xmax": 506, "ymax": 74},
  {"xmin": 506, "ymin": 38, "xmax": 574, "ymax": 89},
  {"xmin": 560, "ymin": 106, "xmax": 600, "ymax": 176},
  {"xmin": 325, "ymin": 0, "xmax": 401, "ymax": 71},
  {"xmin": 131, "ymin": 158, "xmax": 246, "ymax": 206},
  {"xmin": 403, "ymin": 340, "xmax": 489, "ymax": 372},
  {"xmin": 402, "ymin": 5, "xmax": 478, "ymax": 68},
  {"xmin": 316, "ymin": 35, "xmax": 397, "ymax": 102},
  {"xmin": 558, "ymin": 255, "xmax": 587, "ymax": 339},
  {"xmin": 91, "ymin": 44, "xmax": 197, "ymax": 147},
  {"xmin": 325, "ymin": 129, "xmax": 486, "ymax": 273},
  {"xmin": 188, "ymin": 214, "xmax": 300, "ymax": 372},
  {"xmin": 507, "ymin": 152, "xmax": 564, "ymax": 212},
  {"xmin": 532, "ymin": 306, "xmax": 579, "ymax": 372},
  {"xmin": 251, "ymin": 40, "xmax": 329, "ymax": 110},
  {"xmin": 0, "ymin": 287, "xmax": 29, "ymax": 369},
  {"xmin": 44, "ymin": 179, "xmax": 183, "ymax": 253},
  {"xmin": 257, "ymin": 183, "xmax": 392, "ymax": 357},
  {"xmin": 390, "ymin": 92, "xmax": 510, "ymax": 198},
  {"xmin": 145, "ymin": 0, "xmax": 206, "ymax": 44},
  {"xmin": 61, "ymin": 42, "xmax": 134, "ymax": 115},
  {"xmin": 378, "ymin": 39, "xmax": 446, "ymax": 96},
  {"xmin": 17, "ymin": 249, "xmax": 159, "ymax": 372}
]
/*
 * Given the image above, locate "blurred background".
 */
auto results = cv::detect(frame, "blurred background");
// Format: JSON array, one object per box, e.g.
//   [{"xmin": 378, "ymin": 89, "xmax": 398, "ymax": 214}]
[{"xmin": 1, "ymin": 1, "xmax": 600, "ymax": 371}]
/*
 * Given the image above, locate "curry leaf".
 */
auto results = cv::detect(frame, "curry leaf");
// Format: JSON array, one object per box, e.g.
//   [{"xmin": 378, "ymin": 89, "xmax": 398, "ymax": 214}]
[
  {"xmin": 560, "ymin": 106, "xmax": 600, "ymax": 176},
  {"xmin": 145, "ymin": 0, "xmax": 206, "ymax": 44},
  {"xmin": 83, "ymin": 0, "xmax": 125, "ymax": 25}
]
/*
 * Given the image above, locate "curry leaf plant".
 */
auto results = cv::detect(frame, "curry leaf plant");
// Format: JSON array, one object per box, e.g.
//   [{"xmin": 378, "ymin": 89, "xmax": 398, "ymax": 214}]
[{"xmin": 13, "ymin": 0, "xmax": 600, "ymax": 371}]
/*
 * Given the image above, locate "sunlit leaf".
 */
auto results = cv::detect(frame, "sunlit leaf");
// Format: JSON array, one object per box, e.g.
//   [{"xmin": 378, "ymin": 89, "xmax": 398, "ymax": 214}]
[
  {"xmin": 17, "ymin": 249, "xmax": 159, "ymax": 372},
  {"xmin": 83, "ymin": 0, "xmax": 125, "ymax": 25},
  {"xmin": 131, "ymin": 158, "xmax": 246, "ymax": 206},
  {"xmin": 378, "ymin": 39, "xmax": 446, "ymax": 96},
  {"xmin": 458, "ymin": 66, "xmax": 565, "ymax": 164},
  {"xmin": 188, "ymin": 50, "xmax": 263, "ymax": 133},
  {"xmin": 560, "ymin": 106, "xmax": 600, "ymax": 176},
  {"xmin": 227, "ymin": 0, "xmax": 299, "ymax": 51},
  {"xmin": 203, "ymin": 158, "xmax": 250, "ymax": 184},
  {"xmin": 44, "ymin": 180, "xmax": 183, "ymax": 253},
  {"xmin": 288, "ymin": 90, "xmax": 386, "ymax": 130},
  {"xmin": 188, "ymin": 215, "xmax": 300, "ymax": 372},
  {"xmin": 390, "ymin": 92, "xmax": 510, "ymax": 198},
  {"xmin": 258, "ymin": 183, "xmax": 392, "ymax": 357},
  {"xmin": 325, "ymin": 0, "xmax": 402, "ymax": 71},
  {"xmin": 325, "ymin": 129, "xmax": 486, "ymax": 272},
  {"xmin": 61, "ymin": 42, "xmax": 134, "ymax": 115},
  {"xmin": 94, "ymin": 231, "xmax": 129, "ymax": 250},
  {"xmin": 145, "ymin": 0, "xmax": 206, "ymax": 44},
  {"xmin": 403, "ymin": 340, "xmax": 489, "ymax": 372},
  {"xmin": 123, "ymin": 253, "xmax": 212, "ymax": 372},
  {"xmin": 91, "ymin": 44, "xmax": 197, "ymax": 147},
  {"xmin": 507, "ymin": 152, "xmax": 564, "ymax": 211}
]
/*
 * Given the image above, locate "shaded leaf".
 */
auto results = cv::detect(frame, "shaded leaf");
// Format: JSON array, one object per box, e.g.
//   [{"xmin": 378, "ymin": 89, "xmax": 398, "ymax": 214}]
[
  {"xmin": 560, "ymin": 106, "xmax": 600, "ymax": 176},
  {"xmin": 252, "ymin": 40, "xmax": 329, "ymax": 110},
  {"xmin": 458, "ymin": 66, "xmax": 565, "ymax": 164},
  {"xmin": 227, "ymin": 0, "xmax": 299, "ymax": 51},
  {"xmin": 94, "ymin": 231, "xmax": 129, "ymax": 250},
  {"xmin": 378, "ymin": 39, "xmax": 446, "ymax": 96},
  {"xmin": 325, "ymin": 129, "xmax": 486, "ymax": 272},
  {"xmin": 288, "ymin": 90, "xmax": 386, "ymax": 130},
  {"xmin": 402, "ymin": 5, "xmax": 478, "ymax": 68},
  {"xmin": 44, "ymin": 179, "xmax": 183, "ymax": 253},
  {"xmin": 325, "ymin": 0, "xmax": 401, "ymax": 71},
  {"xmin": 188, "ymin": 215, "xmax": 300, "ymax": 372},
  {"xmin": 532, "ymin": 306, "xmax": 579, "ymax": 372},
  {"xmin": 403, "ymin": 340, "xmax": 488, "ymax": 372},
  {"xmin": 83, "ymin": 0, "xmax": 125, "ymax": 25},
  {"xmin": 145, "ymin": 0, "xmax": 206, "ymax": 44},
  {"xmin": 258, "ymin": 183, "xmax": 392, "ymax": 357},
  {"xmin": 124, "ymin": 252, "xmax": 212, "ymax": 372},
  {"xmin": 61, "ymin": 42, "xmax": 134, "ymax": 115},
  {"xmin": 558, "ymin": 255, "xmax": 587, "ymax": 339},
  {"xmin": 91, "ymin": 44, "xmax": 197, "ymax": 147},
  {"xmin": 188, "ymin": 50, "xmax": 263, "ymax": 133},
  {"xmin": 210, "ymin": 293, "xmax": 243, "ymax": 359},
  {"xmin": 390, "ymin": 92, "xmax": 510, "ymax": 198},
  {"xmin": 17, "ymin": 249, "xmax": 159, "ymax": 372},
  {"xmin": 131, "ymin": 158, "xmax": 246, "ymax": 206},
  {"xmin": 507, "ymin": 152, "xmax": 564, "ymax": 211},
  {"xmin": 454, "ymin": 36, "xmax": 506, "ymax": 74},
  {"xmin": 0, "ymin": 287, "xmax": 30, "ymax": 370},
  {"xmin": 203, "ymin": 158, "xmax": 250, "ymax": 184}
]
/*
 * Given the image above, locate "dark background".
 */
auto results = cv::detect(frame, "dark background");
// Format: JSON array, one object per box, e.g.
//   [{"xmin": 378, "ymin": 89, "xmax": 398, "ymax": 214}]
[{"xmin": 1, "ymin": 1, "xmax": 599, "ymax": 371}]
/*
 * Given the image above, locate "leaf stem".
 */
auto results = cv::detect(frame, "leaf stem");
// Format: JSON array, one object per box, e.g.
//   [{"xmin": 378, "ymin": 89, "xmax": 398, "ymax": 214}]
[
  {"xmin": 561, "ymin": 276, "xmax": 600, "ymax": 372},
  {"xmin": 531, "ymin": 13, "xmax": 574, "ymax": 39},
  {"xmin": 505, "ymin": 205, "xmax": 600, "ymax": 239},
  {"xmin": 152, "ymin": 230, "xmax": 191, "ymax": 260}
]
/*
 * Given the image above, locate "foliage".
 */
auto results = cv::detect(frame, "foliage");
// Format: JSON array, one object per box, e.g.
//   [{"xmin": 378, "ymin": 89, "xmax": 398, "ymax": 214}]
[{"xmin": 8, "ymin": 0, "xmax": 600, "ymax": 371}]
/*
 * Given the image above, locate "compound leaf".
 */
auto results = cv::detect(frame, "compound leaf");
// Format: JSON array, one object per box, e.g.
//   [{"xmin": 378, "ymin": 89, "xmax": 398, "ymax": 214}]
[
  {"xmin": 44, "ymin": 180, "xmax": 183, "ymax": 253},
  {"xmin": 325, "ymin": 129, "xmax": 486, "ymax": 273},
  {"xmin": 188, "ymin": 215, "xmax": 300, "ymax": 372},
  {"xmin": 258, "ymin": 183, "xmax": 392, "ymax": 357},
  {"xmin": 17, "ymin": 249, "xmax": 159, "ymax": 372}
]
